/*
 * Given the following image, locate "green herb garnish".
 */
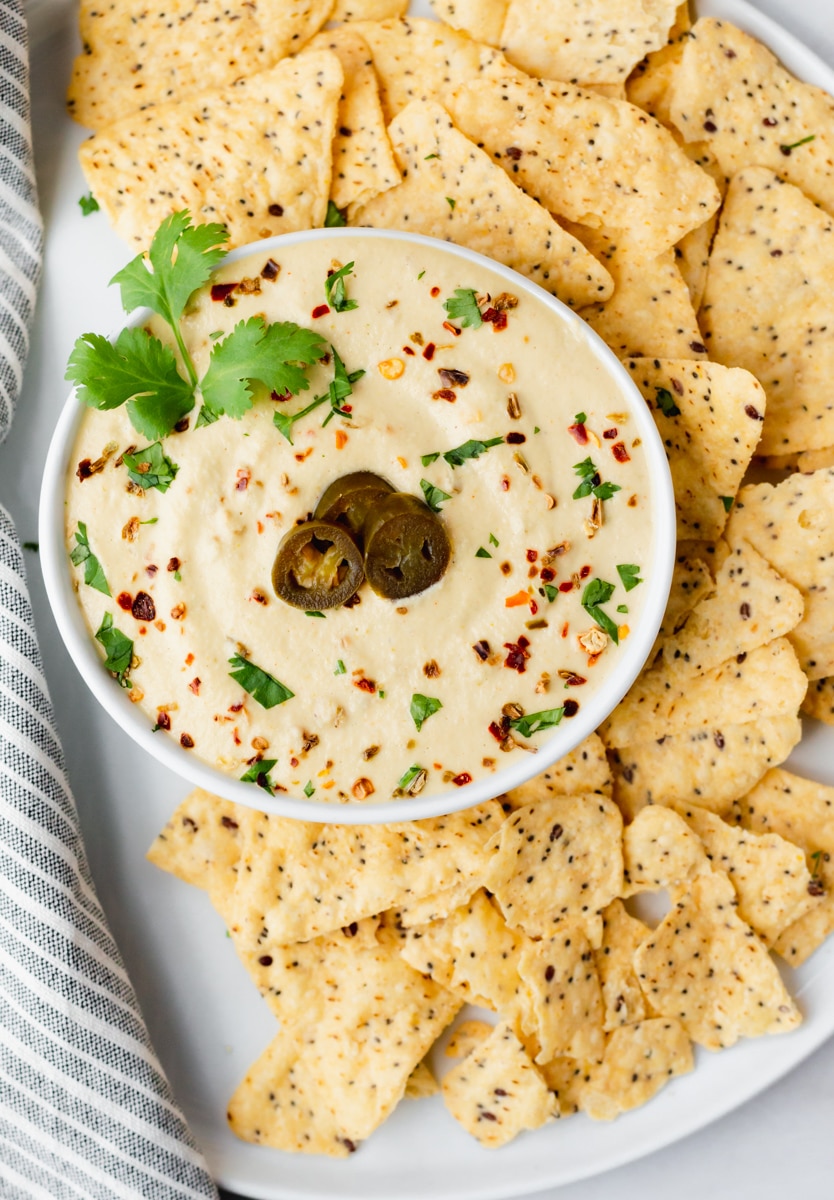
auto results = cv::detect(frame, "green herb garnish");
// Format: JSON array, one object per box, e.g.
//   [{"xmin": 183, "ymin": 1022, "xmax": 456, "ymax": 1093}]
[
  {"xmin": 581, "ymin": 578, "xmax": 619, "ymax": 644},
  {"xmin": 780, "ymin": 134, "xmax": 816, "ymax": 154},
  {"xmin": 489, "ymin": 532, "xmax": 499, "ymax": 547},
  {"xmin": 572, "ymin": 457, "xmax": 622, "ymax": 502},
  {"xmin": 420, "ymin": 479, "xmax": 452, "ymax": 512},
  {"xmin": 543, "ymin": 584, "xmax": 558, "ymax": 603},
  {"xmin": 334, "ymin": 659, "xmax": 346, "ymax": 675},
  {"xmin": 228, "ymin": 654, "xmax": 294, "ymax": 709},
  {"xmin": 574, "ymin": 411, "xmax": 587, "ymax": 424},
  {"xmin": 655, "ymin": 387, "xmax": 681, "ymax": 418},
  {"xmin": 442, "ymin": 287, "xmax": 482, "ymax": 329},
  {"xmin": 509, "ymin": 707, "xmax": 565, "ymax": 737},
  {"xmin": 303, "ymin": 780, "xmax": 315, "ymax": 798},
  {"xmin": 445, "ymin": 197, "xmax": 456, "ymax": 211},
  {"xmin": 421, "ymin": 452, "xmax": 440, "ymax": 467},
  {"xmin": 617, "ymin": 604, "xmax": 629, "ymax": 614},
  {"xmin": 240, "ymin": 759, "xmax": 279, "ymax": 795},
  {"xmin": 616, "ymin": 563, "xmax": 643, "ymax": 592},
  {"xmin": 273, "ymin": 347, "xmax": 363, "ymax": 443},
  {"xmin": 122, "ymin": 442, "xmax": 179, "ymax": 492},
  {"xmin": 70, "ymin": 522, "xmax": 110, "ymax": 595},
  {"xmin": 305, "ymin": 611, "xmax": 326, "ymax": 618},
  {"xmin": 475, "ymin": 546, "xmax": 492, "ymax": 558},
  {"xmin": 140, "ymin": 518, "xmax": 158, "ymax": 526},
  {"xmin": 324, "ymin": 200, "xmax": 347, "ymax": 227},
  {"xmin": 410, "ymin": 693, "xmax": 443, "ymax": 732},
  {"xmin": 720, "ymin": 495, "xmax": 734, "ymax": 513},
  {"xmin": 442, "ymin": 436, "xmax": 504, "ymax": 468},
  {"xmin": 424, "ymin": 153, "xmax": 439, "ymax": 161},
  {"xmin": 397, "ymin": 764, "xmax": 425, "ymax": 791},
  {"xmin": 95, "ymin": 612, "xmax": 133, "ymax": 686},
  {"xmin": 22, "ymin": 541, "xmax": 38, "ymax": 552},
  {"xmin": 325, "ymin": 261, "xmax": 358, "ymax": 313},
  {"xmin": 79, "ymin": 193, "xmax": 99, "ymax": 216}
]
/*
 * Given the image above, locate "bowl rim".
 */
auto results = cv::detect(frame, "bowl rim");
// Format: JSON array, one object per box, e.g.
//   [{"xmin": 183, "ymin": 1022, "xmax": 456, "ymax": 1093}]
[{"xmin": 39, "ymin": 225, "xmax": 676, "ymax": 825}]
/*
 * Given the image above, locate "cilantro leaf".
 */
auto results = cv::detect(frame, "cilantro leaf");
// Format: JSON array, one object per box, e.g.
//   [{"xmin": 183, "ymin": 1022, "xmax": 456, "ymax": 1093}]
[
  {"xmin": 334, "ymin": 659, "xmax": 346, "ymax": 675},
  {"xmin": 443, "ymin": 288, "xmax": 482, "ymax": 329},
  {"xmin": 509, "ymin": 707, "xmax": 565, "ymax": 737},
  {"xmin": 66, "ymin": 327, "xmax": 195, "ymax": 440},
  {"xmin": 443, "ymin": 436, "xmax": 504, "ymax": 468},
  {"xmin": 655, "ymin": 387, "xmax": 681, "ymax": 418},
  {"xmin": 322, "ymin": 346, "xmax": 364, "ymax": 426},
  {"xmin": 78, "ymin": 193, "xmax": 99, "ymax": 216},
  {"xmin": 325, "ymin": 262, "xmax": 358, "ymax": 313},
  {"xmin": 70, "ymin": 522, "xmax": 110, "ymax": 595},
  {"xmin": 421, "ymin": 452, "xmax": 440, "ymax": 467},
  {"xmin": 397, "ymin": 763, "xmax": 427, "ymax": 793},
  {"xmin": 572, "ymin": 456, "xmax": 621, "ymax": 502},
  {"xmin": 122, "ymin": 442, "xmax": 179, "ymax": 492},
  {"xmin": 720, "ymin": 495, "xmax": 734, "ymax": 513},
  {"xmin": 543, "ymin": 583, "xmax": 558, "ymax": 603},
  {"xmin": 581, "ymin": 578, "xmax": 619, "ymax": 644},
  {"xmin": 475, "ymin": 546, "xmax": 492, "ymax": 558},
  {"xmin": 489, "ymin": 533, "xmax": 499, "ymax": 547},
  {"xmin": 304, "ymin": 780, "xmax": 315, "ymax": 798},
  {"xmin": 324, "ymin": 201, "xmax": 347, "ymax": 227},
  {"xmin": 446, "ymin": 197, "xmax": 456, "ymax": 210},
  {"xmin": 410, "ymin": 693, "xmax": 442, "ymax": 732},
  {"xmin": 616, "ymin": 563, "xmax": 643, "ymax": 592},
  {"xmin": 240, "ymin": 758, "xmax": 279, "ymax": 795},
  {"xmin": 228, "ymin": 654, "xmax": 294, "ymax": 709},
  {"xmin": 420, "ymin": 479, "xmax": 451, "ymax": 512},
  {"xmin": 95, "ymin": 612, "xmax": 134, "ymax": 685}
]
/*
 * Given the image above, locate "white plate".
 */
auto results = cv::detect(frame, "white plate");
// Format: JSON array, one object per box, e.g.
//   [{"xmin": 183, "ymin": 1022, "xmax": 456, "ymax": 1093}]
[{"xmin": 15, "ymin": 1, "xmax": 834, "ymax": 1198}]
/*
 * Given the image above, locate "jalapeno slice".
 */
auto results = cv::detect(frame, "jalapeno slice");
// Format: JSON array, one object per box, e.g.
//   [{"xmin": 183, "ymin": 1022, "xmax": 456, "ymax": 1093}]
[
  {"xmin": 272, "ymin": 520, "xmax": 364, "ymax": 609},
  {"xmin": 314, "ymin": 471, "xmax": 395, "ymax": 538},
  {"xmin": 363, "ymin": 493, "xmax": 451, "ymax": 599}
]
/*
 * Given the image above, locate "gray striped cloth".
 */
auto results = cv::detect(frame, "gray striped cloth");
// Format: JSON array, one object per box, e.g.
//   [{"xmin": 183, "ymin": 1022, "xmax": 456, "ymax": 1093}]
[{"xmin": 0, "ymin": 3, "xmax": 220, "ymax": 1196}]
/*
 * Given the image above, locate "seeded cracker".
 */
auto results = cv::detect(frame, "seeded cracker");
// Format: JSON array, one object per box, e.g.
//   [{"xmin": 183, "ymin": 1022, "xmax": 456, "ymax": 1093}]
[
  {"xmin": 307, "ymin": 28, "xmax": 400, "ymax": 215},
  {"xmin": 448, "ymin": 75, "xmax": 720, "ymax": 258},
  {"xmin": 652, "ymin": 553, "xmax": 713, "ymax": 650},
  {"xmin": 517, "ymin": 927, "xmax": 606, "ymax": 1063},
  {"xmin": 738, "ymin": 768, "xmax": 834, "ymax": 966},
  {"xmin": 623, "ymin": 359, "xmax": 767, "ymax": 541},
  {"xmin": 667, "ymin": 18, "xmax": 834, "ymax": 219},
  {"xmin": 78, "ymin": 50, "xmax": 343, "ymax": 251},
  {"xmin": 803, "ymin": 676, "xmax": 834, "ymax": 727},
  {"xmin": 593, "ymin": 900, "xmax": 650, "ymax": 1031},
  {"xmin": 353, "ymin": 101, "xmax": 614, "ymax": 308},
  {"xmin": 700, "ymin": 169, "xmax": 834, "ymax": 457},
  {"xmin": 485, "ymin": 794, "xmax": 623, "ymax": 943},
  {"xmin": 622, "ymin": 806, "xmax": 709, "ymax": 895},
  {"xmin": 611, "ymin": 714, "xmax": 803, "ymax": 821},
  {"xmin": 582, "ymin": 1018, "xmax": 693, "ymax": 1121},
  {"xmin": 441, "ymin": 1022, "xmax": 558, "ymax": 1148},
  {"xmin": 671, "ymin": 802, "xmax": 814, "ymax": 947},
  {"xmin": 429, "ymin": 0, "xmax": 508, "ymax": 45},
  {"xmin": 726, "ymin": 469, "xmax": 834, "ymax": 679},
  {"xmin": 499, "ymin": 0, "xmax": 680, "ymax": 87},
  {"xmin": 634, "ymin": 872, "xmax": 801, "ymax": 1050},
  {"xmin": 67, "ymin": 0, "xmax": 334, "ymax": 130},
  {"xmin": 502, "ymin": 732, "xmax": 611, "ymax": 811}
]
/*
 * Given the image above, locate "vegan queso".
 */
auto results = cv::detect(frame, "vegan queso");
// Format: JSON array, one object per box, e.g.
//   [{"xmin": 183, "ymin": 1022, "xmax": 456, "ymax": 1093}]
[{"xmin": 65, "ymin": 233, "xmax": 652, "ymax": 803}]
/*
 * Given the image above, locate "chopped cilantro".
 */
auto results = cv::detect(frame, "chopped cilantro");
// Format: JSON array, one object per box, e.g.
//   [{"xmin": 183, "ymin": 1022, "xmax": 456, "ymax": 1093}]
[
  {"xmin": 303, "ymin": 780, "xmax": 315, "ymax": 798},
  {"xmin": 324, "ymin": 261, "xmax": 358, "ymax": 313},
  {"xmin": 543, "ymin": 584, "xmax": 558, "ymax": 603},
  {"xmin": 173, "ymin": 570, "xmax": 182, "ymax": 582},
  {"xmin": 509, "ymin": 707, "xmax": 565, "ymax": 737},
  {"xmin": 445, "ymin": 197, "xmax": 456, "ymax": 210},
  {"xmin": 334, "ymin": 659, "xmax": 346, "ymax": 675},
  {"xmin": 424, "ymin": 153, "xmax": 439, "ymax": 160},
  {"xmin": 442, "ymin": 436, "xmax": 504, "ymax": 468},
  {"xmin": 70, "ymin": 522, "xmax": 110, "ymax": 596},
  {"xmin": 442, "ymin": 287, "xmax": 482, "ymax": 329},
  {"xmin": 94, "ymin": 612, "xmax": 133, "ymax": 686},
  {"xmin": 273, "ymin": 346, "xmax": 363, "ymax": 443},
  {"xmin": 617, "ymin": 604, "xmax": 629, "ymax": 614},
  {"xmin": 305, "ymin": 611, "xmax": 326, "ymax": 618},
  {"xmin": 140, "ymin": 518, "xmax": 158, "ymax": 526},
  {"xmin": 720, "ymin": 495, "xmax": 734, "ymax": 513},
  {"xmin": 581, "ymin": 578, "xmax": 619, "ymax": 644},
  {"xmin": 655, "ymin": 387, "xmax": 681, "ymax": 418},
  {"xmin": 533, "ymin": 425, "xmax": 540, "ymax": 434},
  {"xmin": 410, "ymin": 693, "xmax": 443, "ymax": 732},
  {"xmin": 228, "ymin": 654, "xmax": 294, "ymax": 709},
  {"xmin": 240, "ymin": 758, "xmax": 279, "ymax": 795},
  {"xmin": 417, "ymin": 270, "xmax": 426, "ymax": 280},
  {"xmin": 379, "ymin": 690, "xmax": 386, "ymax": 699},
  {"xmin": 475, "ymin": 546, "xmax": 492, "ymax": 558},
  {"xmin": 78, "ymin": 193, "xmax": 99, "ymax": 216},
  {"xmin": 420, "ymin": 479, "xmax": 452, "ymax": 512},
  {"xmin": 572, "ymin": 456, "xmax": 621, "ymax": 502},
  {"xmin": 421, "ymin": 452, "xmax": 440, "ymax": 467},
  {"xmin": 780, "ymin": 134, "xmax": 816, "ymax": 153},
  {"xmin": 209, "ymin": 330, "xmax": 223, "ymax": 340},
  {"xmin": 324, "ymin": 200, "xmax": 347, "ymax": 227},
  {"xmin": 489, "ymin": 532, "xmax": 499, "ymax": 547},
  {"xmin": 616, "ymin": 563, "xmax": 643, "ymax": 592},
  {"xmin": 22, "ymin": 541, "xmax": 38, "ymax": 552},
  {"xmin": 122, "ymin": 442, "xmax": 179, "ymax": 492},
  {"xmin": 574, "ymin": 411, "xmax": 587, "ymax": 424},
  {"xmin": 397, "ymin": 764, "xmax": 425, "ymax": 790}
]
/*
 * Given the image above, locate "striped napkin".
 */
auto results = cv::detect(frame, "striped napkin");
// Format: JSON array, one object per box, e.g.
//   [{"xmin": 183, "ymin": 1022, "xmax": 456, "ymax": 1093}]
[{"xmin": 0, "ymin": 3, "xmax": 220, "ymax": 1196}]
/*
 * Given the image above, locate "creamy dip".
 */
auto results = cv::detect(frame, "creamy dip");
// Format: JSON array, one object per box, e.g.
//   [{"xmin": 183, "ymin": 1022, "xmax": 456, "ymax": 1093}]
[{"xmin": 66, "ymin": 236, "xmax": 653, "ymax": 803}]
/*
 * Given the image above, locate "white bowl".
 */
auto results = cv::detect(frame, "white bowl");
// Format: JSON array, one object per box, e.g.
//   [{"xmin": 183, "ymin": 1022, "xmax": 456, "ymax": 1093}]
[{"xmin": 39, "ymin": 227, "xmax": 675, "ymax": 824}]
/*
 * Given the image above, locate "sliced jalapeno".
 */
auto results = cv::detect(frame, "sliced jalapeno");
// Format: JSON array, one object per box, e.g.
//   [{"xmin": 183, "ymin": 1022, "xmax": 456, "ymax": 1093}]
[
  {"xmin": 272, "ymin": 520, "xmax": 364, "ymax": 609},
  {"xmin": 314, "ymin": 471, "xmax": 395, "ymax": 537},
  {"xmin": 363, "ymin": 493, "xmax": 451, "ymax": 599}
]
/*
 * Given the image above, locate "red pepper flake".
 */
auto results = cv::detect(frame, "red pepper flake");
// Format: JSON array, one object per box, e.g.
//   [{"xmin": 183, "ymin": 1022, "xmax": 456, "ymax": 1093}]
[
  {"xmin": 294, "ymin": 447, "xmax": 313, "ymax": 462},
  {"xmin": 438, "ymin": 368, "xmax": 470, "ymax": 388},
  {"xmin": 180, "ymin": 733, "xmax": 195, "ymax": 749},
  {"xmin": 236, "ymin": 468, "xmax": 250, "ymax": 491},
  {"xmin": 563, "ymin": 699, "xmax": 580, "ymax": 717},
  {"xmin": 540, "ymin": 566, "xmax": 556, "ymax": 582},
  {"xmin": 256, "ymin": 520, "xmax": 264, "ymax": 534},
  {"xmin": 290, "ymin": 756, "xmax": 299, "ymax": 768},
  {"xmin": 229, "ymin": 700, "xmax": 243, "ymax": 712},
  {"xmin": 430, "ymin": 286, "xmax": 441, "ymax": 298},
  {"xmin": 167, "ymin": 557, "xmax": 180, "ymax": 573},
  {"xmin": 482, "ymin": 307, "xmax": 508, "ymax": 330},
  {"xmin": 117, "ymin": 591, "xmax": 133, "ymax": 611},
  {"xmin": 452, "ymin": 772, "xmax": 472, "ymax": 787},
  {"xmin": 506, "ymin": 431, "xmax": 526, "ymax": 445},
  {"xmin": 529, "ymin": 599, "xmax": 538, "ymax": 615},
  {"xmin": 403, "ymin": 345, "xmax": 416, "ymax": 356},
  {"xmin": 561, "ymin": 672, "xmax": 587, "ymax": 687},
  {"xmin": 442, "ymin": 320, "xmax": 462, "ymax": 337},
  {"xmin": 580, "ymin": 564, "xmax": 591, "ymax": 579},
  {"xmin": 146, "ymin": 564, "xmax": 158, "ymax": 577},
  {"xmin": 568, "ymin": 422, "xmax": 588, "ymax": 445},
  {"xmin": 155, "ymin": 711, "xmax": 171, "ymax": 731},
  {"xmin": 559, "ymin": 580, "xmax": 575, "ymax": 593},
  {"xmin": 432, "ymin": 388, "xmax": 456, "ymax": 402},
  {"xmin": 526, "ymin": 549, "xmax": 538, "ymax": 563},
  {"xmin": 488, "ymin": 720, "xmax": 505, "ymax": 742},
  {"xmin": 612, "ymin": 441, "xmax": 630, "ymax": 463},
  {"xmin": 561, "ymin": 622, "xmax": 570, "ymax": 638},
  {"xmin": 311, "ymin": 304, "xmax": 330, "ymax": 319},
  {"xmin": 603, "ymin": 427, "xmax": 618, "ymax": 439},
  {"xmin": 76, "ymin": 458, "xmax": 93, "ymax": 481},
  {"xmin": 272, "ymin": 388, "xmax": 292, "ymax": 403},
  {"xmin": 473, "ymin": 640, "xmax": 490, "ymax": 661},
  {"xmin": 500, "ymin": 476, "xmax": 510, "ymax": 491},
  {"xmin": 261, "ymin": 258, "xmax": 279, "ymax": 280},
  {"xmin": 342, "ymin": 404, "xmax": 352, "ymax": 413},
  {"xmin": 211, "ymin": 282, "xmax": 237, "ymax": 302},
  {"xmin": 505, "ymin": 590, "xmax": 530, "ymax": 608},
  {"xmin": 422, "ymin": 342, "xmax": 436, "ymax": 360},
  {"xmin": 503, "ymin": 638, "xmax": 530, "ymax": 673},
  {"xmin": 131, "ymin": 591, "xmax": 156, "ymax": 622},
  {"xmin": 354, "ymin": 677, "xmax": 377, "ymax": 693},
  {"xmin": 188, "ymin": 677, "xmax": 201, "ymax": 695},
  {"xmin": 335, "ymin": 429, "xmax": 348, "ymax": 450},
  {"xmin": 232, "ymin": 728, "xmax": 241, "ymax": 745}
]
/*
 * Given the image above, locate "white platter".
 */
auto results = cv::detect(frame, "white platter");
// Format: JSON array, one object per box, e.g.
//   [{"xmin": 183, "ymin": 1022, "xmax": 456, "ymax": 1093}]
[{"xmin": 12, "ymin": 1, "xmax": 834, "ymax": 1197}]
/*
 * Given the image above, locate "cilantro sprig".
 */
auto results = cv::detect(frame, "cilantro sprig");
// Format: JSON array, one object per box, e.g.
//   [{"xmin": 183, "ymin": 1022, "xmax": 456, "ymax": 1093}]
[
  {"xmin": 581, "ymin": 578, "xmax": 619, "ymax": 644},
  {"xmin": 228, "ymin": 654, "xmax": 294, "ymax": 709},
  {"xmin": 572, "ymin": 457, "xmax": 621, "ymax": 502},
  {"xmin": 70, "ymin": 522, "xmax": 110, "ymax": 595},
  {"xmin": 442, "ymin": 288, "xmax": 482, "ymax": 329},
  {"xmin": 123, "ymin": 443, "xmax": 178, "ymax": 492},
  {"xmin": 420, "ymin": 479, "xmax": 451, "ymax": 512}
]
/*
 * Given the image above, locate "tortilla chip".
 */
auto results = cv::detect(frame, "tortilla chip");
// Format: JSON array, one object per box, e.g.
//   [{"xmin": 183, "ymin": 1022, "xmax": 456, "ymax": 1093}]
[
  {"xmin": 622, "ymin": 806, "xmax": 709, "ymax": 894},
  {"xmin": 674, "ymin": 143, "xmax": 726, "ymax": 312},
  {"xmin": 307, "ymin": 29, "xmax": 400, "ymax": 214},
  {"xmin": 446, "ymin": 1019, "xmax": 494, "ymax": 1059},
  {"xmin": 332, "ymin": 0, "xmax": 407, "ymax": 19},
  {"xmin": 601, "ymin": 637, "xmax": 807, "ymax": 749},
  {"xmin": 758, "ymin": 446, "xmax": 834, "ymax": 476},
  {"xmin": 738, "ymin": 768, "xmax": 834, "ymax": 966},
  {"xmin": 398, "ymin": 877, "xmax": 483, "ymax": 929},
  {"xmin": 672, "ymin": 802, "xmax": 814, "ymax": 946},
  {"xmin": 448, "ymin": 75, "xmax": 720, "ymax": 257},
  {"xmin": 726, "ymin": 469, "xmax": 834, "ymax": 679},
  {"xmin": 653, "ymin": 554, "xmax": 713, "ymax": 651},
  {"xmin": 405, "ymin": 1061, "xmax": 439, "ymax": 1099},
  {"xmin": 611, "ymin": 714, "xmax": 803, "ymax": 822},
  {"xmin": 79, "ymin": 50, "xmax": 343, "ymax": 251},
  {"xmin": 701, "ymin": 168, "xmax": 834, "ymax": 456},
  {"xmin": 486, "ymin": 794, "xmax": 623, "ymax": 942},
  {"xmin": 803, "ymin": 676, "xmax": 834, "ymax": 727},
  {"xmin": 634, "ymin": 872, "xmax": 801, "ymax": 1050},
  {"xmin": 501, "ymin": 733, "xmax": 611, "ymax": 811},
  {"xmin": 517, "ymin": 928, "xmax": 606, "ymax": 1063},
  {"xmin": 667, "ymin": 18, "xmax": 834, "ymax": 221},
  {"xmin": 575, "ymin": 236, "xmax": 706, "ymax": 361},
  {"xmin": 353, "ymin": 100, "xmax": 614, "ymax": 308},
  {"xmin": 593, "ymin": 900, "xmax": 650, "ymax": 1031},
  {"xmin": 625, "ymin": 35, "xmax": 686, "ymax": 127},
  {"xmin": 443, "ymin": 891, "xmax": 528, "ymax": 1014},
  {"xmin": 582, "ymin": 1018, "xmax": 693, "ymax": 1120},
  {"xmin": 232, "ymin": 800, "xmax": 502, "ymax": 949},
  {"xmin": 623, "ymin": 359, "xmax": 767, "ymax": 540},
  {"xmin": 429, "ymin": 0, "xmax": 507, "ymax": 44},
  {"xmin": 537, "ymin": 1056, "xmax": 589, "ymax": 1116},
  {"xmin": 67, "ymin": 0, "xmax": 334, "ymax": 130},
  {"xmin": 441, "ymin": 1022, "xmax": 559, "ymax": 1147},
  {"xmin": 227, "ymin": 932, "xmax": 460, "ymax": 1154},
  {"xmin": 500, "ymin": 0, "xmax": 679, "ymax": 86}
]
